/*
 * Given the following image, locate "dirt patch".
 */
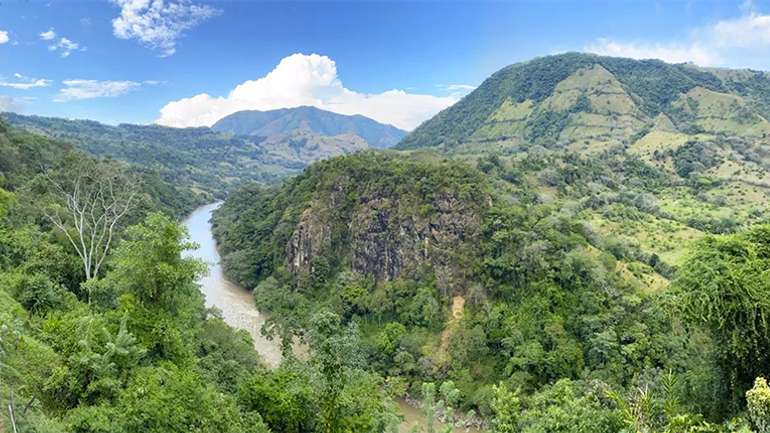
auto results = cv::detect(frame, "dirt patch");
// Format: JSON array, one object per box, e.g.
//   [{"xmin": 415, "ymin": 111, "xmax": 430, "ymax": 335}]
[{"xmin": 437, "ymin": 296, "xmax": 466, "ymax": 362}]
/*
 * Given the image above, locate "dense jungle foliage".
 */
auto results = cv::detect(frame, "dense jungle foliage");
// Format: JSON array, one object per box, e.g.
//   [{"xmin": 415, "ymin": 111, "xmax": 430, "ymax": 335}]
[
  {"xmin": 8, "ymin": 52, "xmax": 770, "ymax": 433},
  {"xmin": 0, "ymin": 121, "xmax": 407, "ymax": 433},
  {"xmin": 213, "ymin": 144, "xmax": 770, "ymax": 432}
]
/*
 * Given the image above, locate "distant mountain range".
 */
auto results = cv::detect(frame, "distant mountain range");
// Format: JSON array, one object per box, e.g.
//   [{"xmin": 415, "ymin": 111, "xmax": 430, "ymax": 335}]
[
  {"xmin": 213, "ymin": 106, "xmax": 406, "ymax": 149},
  {"xmin": 2, "ymin": 107, "xmax": 405, "ymax": 195}
]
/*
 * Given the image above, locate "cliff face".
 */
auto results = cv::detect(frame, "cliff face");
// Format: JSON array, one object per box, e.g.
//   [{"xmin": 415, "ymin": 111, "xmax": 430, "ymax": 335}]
[
  {"xmin": 285, "ymin": 184, "xmax": 484, "ymax": 293},
  {"xmin": 213, "ymin": 152, "xmax": 489, "ymax": 292},
  {"xmin": 205, "ymin": 152, "xmax": 479, "ymax": 295}
]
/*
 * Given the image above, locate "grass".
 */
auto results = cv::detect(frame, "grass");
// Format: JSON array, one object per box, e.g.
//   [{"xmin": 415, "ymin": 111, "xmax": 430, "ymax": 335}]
[
  {"xmin": 585, "ymin": 207, "xmax": 704, "ymax": 267},
  {"xmin": 672, "ymin": 86, "xmax": 770, "ymax": 137}
]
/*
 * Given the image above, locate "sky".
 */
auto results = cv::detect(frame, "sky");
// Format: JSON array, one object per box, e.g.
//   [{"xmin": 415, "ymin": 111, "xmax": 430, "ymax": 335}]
[{"xmin": 1, "ymin": 0, "xmax": 770, "ymax": 130}]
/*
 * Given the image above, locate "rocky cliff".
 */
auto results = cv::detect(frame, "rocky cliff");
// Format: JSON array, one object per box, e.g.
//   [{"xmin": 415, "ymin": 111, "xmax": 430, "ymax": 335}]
[{"xmin": 213, "ymin": 152, "xmax": 489, "ymax": 294}]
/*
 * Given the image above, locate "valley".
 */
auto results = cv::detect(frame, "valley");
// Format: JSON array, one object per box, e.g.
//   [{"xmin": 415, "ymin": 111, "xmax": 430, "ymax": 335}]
[
  {"xmin": 5, "ymin": 48, "xmax": 770, "ymax": 433},
  {"xmin": 183, "ymin": 201, "xmax": 477, "ymax": 433},
  {"xmin": 3, "ymin": 106, "xmax": 405, "ymax": 196},
  {"xmin": 182, "ymin": 203, "xmax": 284, "ymax": 367}
]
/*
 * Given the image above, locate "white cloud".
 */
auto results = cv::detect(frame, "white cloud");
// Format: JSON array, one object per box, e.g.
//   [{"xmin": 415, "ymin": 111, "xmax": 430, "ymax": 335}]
[
  {"xmin": 585, "ymin": 38, "xmax": 720, "ymax": 66},
  {"xmin": 49, "ymin": 37, "xmax": 84, "ymax": 57},
  {"xmin": 55, "ymin": 80, "xmax": 145, "ymax": 101},
  {"xmin": 157, "ymin": 53, "xmax": 459, "ymax": 130},
  {"xmin": 0, "ymin": 96, "xmax": 21, "ymax": 112},
  {"xmin": 39, "ymin": 28, "xmax": 56, "ymax": 40},
  {"xmin": 586, "ymin": 8, "xmax": 770, "ymax": 68},
  {"xmin": 444, "ymin": 84, "xmax": 476, "ymax": 92},
  {"xmin": 0, "ymin": 31, "xmax": 9, "ymax": 45},
  {"xmin": 712, "ymin": 13, "xmax": 770, "ymax": 48},
  {"xmin": 0, "ymin": 73, "xmax": 52, "ymax": 90},
  {"xmin": 111, "ymin": 0, "xmax": 220, "ymax": 57}
]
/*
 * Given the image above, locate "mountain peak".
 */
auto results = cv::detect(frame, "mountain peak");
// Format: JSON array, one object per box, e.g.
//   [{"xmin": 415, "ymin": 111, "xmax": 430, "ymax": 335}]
[
  {"xmin": 398, "ymin": 53, "xmax": 768, "ymax": 152},
  {"xmin": 212, "ymin": 106, "xmax": 406, "ymax": 149}
]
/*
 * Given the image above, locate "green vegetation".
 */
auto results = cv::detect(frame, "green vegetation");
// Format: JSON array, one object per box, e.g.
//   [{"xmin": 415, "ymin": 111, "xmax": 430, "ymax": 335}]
[
  {"xmin": 399, "ymin": 52, "xmax": 770, "ymax": 154},
  {"xmin": 212, "ymin": 106, "xmax": 406, "ymax": 149},
  {"xmin": 0, "ymin": 121, "xmax": 400, "ymax": 433},
  {"xmin": 9, "ymin": 53, "xmax": 770, "ymax": 433},
  {"xmin": 3, "ymin": 107, "xmax": 405, "ymax": 196},
  {"xmin": 214, "ymin": 138, "xmax": 770, "ymax": 431}
]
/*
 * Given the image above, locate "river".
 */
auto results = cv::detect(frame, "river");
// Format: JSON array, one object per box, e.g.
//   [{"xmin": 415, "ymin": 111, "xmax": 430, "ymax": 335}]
[
  {"xmin": 182, "ymin": 202, "xmax": 283, "ymax": 367},
  {"xmin": 183, "ymin": 203, "xmax": 482, "ymax": 433}
]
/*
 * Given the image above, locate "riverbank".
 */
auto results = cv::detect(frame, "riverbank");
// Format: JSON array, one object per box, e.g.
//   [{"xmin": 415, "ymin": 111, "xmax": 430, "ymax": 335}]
[
  {"xmin": 182, "ymin": 202, "xmax": 283, "ymax": 367},
  {"xmin": 183, "ymin": 203, "xmax": 483, "ymax": 433}
]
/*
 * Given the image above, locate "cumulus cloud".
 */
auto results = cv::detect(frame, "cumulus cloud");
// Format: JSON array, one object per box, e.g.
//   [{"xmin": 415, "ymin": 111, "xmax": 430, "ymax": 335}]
[
  {"xmin": 0, "ymin": 73, "xmax": 52, "ymax": 90},
  {"xmin": 39, "ymin": 28, "xmax": 56, "ymax": 40},
  {"xmin": 0, "ymin": 96, "xmax": 21, "ymax": 112},
  {"xmin": 48, "ymin": 37, "xmax": 84, "ymax": 57},
  {"xmin": 712, "ymin": 13, "xmax": 770, "ymax": 48},
  {"xmin": 585, "ymin": 38, "xmax": 720, "ymax": 66},
  {"xmin": 111, "ymin": 0, "xmax": 220, "ymax": 56},
  {"xmin": 54, "ymin": 79, "xmax": 153, "ymax": 101},
  {"xmin": 586, "ymin": 9, "xmax": 770, "ymax": 67},
  {"xmin": 157, "ymin": 53, "xmax": 459, "ymax": 130},
  {"xmin": 0, "ymin": 31, "xmax": 9, "ymax": 45}
]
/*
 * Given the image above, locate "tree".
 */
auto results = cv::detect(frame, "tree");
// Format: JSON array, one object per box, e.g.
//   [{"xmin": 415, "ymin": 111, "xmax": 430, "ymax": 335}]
[
  {"xmin": 491, "ymin": 383, "xmax": 520, "ymax": 433},
  {"xmin": 43, "ymin": 157, "xmax": 137, "ymax": 280},
  {"xmin": 118, "ymin": 365, "xmax": 243, "ymax": 433},
  {"xmin": 306, "ymin": 310, "xmax": 365, "ymax": 433},
  {"xmin": 748, "ymin": 378, "xmax": 770, "ymax": 433},
  {"xmin": 0, "ymin": 187, "xmax": 14, "ymax": 219},
  {"xmin": 421, "ymin": 383, "xmax": 438, "ymax": 433},
  {"xmin": 673, "ymin": 225, "xmax": 770, "ymax": 410},
  {"xmin": 106, "ymin": 212, "xmax": 204, "ymax": 312}
]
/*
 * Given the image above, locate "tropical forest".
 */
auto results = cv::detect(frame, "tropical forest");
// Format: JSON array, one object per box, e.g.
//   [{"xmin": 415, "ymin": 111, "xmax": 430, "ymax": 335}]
[{"xmin": 3, "ymin": 2, "xmax": 770, "ymax": 433}]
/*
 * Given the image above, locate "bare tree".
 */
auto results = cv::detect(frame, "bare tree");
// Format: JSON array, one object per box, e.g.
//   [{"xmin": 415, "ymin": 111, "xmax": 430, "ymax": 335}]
[{"xmin": 43, "ymin": 159, "xmax": 138, "ymax": 280}]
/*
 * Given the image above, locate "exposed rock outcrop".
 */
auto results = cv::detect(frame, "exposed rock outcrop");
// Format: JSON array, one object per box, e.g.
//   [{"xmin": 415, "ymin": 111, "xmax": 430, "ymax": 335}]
[{"xmin": 285, "ymin": 164, "xmax": 487, "ymax": 294}]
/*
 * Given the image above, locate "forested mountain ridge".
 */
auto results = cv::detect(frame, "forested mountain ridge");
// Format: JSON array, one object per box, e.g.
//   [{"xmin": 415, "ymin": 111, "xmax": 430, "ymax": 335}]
[
  {"xmin": 213, "ymin": 152, "xmax": 489, "ymax": 291},
  {"xmin": 394, "ymin": 53, "xmax": 770, "ymax": 285},
  {"xmin": 0, "ymin": 119, "xmax": 202, "ymax": 218},
  {"xmin": 212, "ymin": 54, "xmax": 770, "ymax": 432},
  {"xmin": 399, "ymin": 52, "xmax": 770, "ymax": 155},
  {"xmin": 212, "ymin": 106, "xmax": 407, "ymax": 148},
  {"xmin": 0, "ymin": 120, "xmax": 402, "ymax": 433},
  {"xmin": 2, "ymin": 108, "xmax": 402, "ymax": 195}
]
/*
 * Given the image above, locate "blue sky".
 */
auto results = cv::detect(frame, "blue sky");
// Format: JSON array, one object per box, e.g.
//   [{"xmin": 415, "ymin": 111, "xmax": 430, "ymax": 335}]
[{"xmin": 0, "ymin": 0, "xmax": 769, "ymax": 130}]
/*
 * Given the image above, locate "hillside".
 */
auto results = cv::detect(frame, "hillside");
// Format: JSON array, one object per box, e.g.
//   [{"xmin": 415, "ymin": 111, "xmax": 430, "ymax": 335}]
[
  {"xmin": 0, "ymin": 119, "xmax": 202, "ymax": 218},
  {"xmin": 210, "ymin": 149, "xmax": 705, "ymax": 421},
  {"xmin": 212, "ymin": 106, "xmax": 406, "ymax": 148},
  {"xmin": 2, "ymin": 109, "xmax": 403, "ymax": 195},
  {"xmin": 212, "ymin": 152, "xmax": 489, "ymax": 291},
  {"xmin": 400, "ymin": 52, "xmax": 770, "ymax": 155},
  {"xmin": 395, "ymin": 53, "xmax": 770, "ymax": 276},
  {"xmin": 211, "ymin": 54, "xmax": 770, "ymax": 431}
]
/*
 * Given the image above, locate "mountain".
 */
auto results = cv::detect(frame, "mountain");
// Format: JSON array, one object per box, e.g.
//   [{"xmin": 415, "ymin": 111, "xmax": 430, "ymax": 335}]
[
  {"xmin": 212, "ymin": 151, "xmax": 489, "ymax": 290},
  {"xmin": 0, "ymin": 118, "xmax": 202, "ymax": 219},
  {"xmin": 2, "ymin": 109, "xmax": 403, "ymax": 195},
  {"xmin": 400, "ymin": 52, "xmax": 770, "ymax": 153},
  {"xmin": 211, "ymin": 54, "xmax": 770, "ymax": 426},
  {"xmin": 212, "ymin": 106, "xmax": 407, "ymax": 148}
]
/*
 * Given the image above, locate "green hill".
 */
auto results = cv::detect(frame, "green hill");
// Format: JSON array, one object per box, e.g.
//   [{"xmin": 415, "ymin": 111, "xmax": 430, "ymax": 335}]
[
  {"xmin": 395, "ymin": 53, "xmax": 770, "ymax": 270},
  {"xmin": 210, "ymin": 54, "xmax": 770, "ymax": 429},
  {"xmin": 399, "ymin": 52, "xmax": 770, "ymax": 153},
  {"xmin": 2, "ymin": 110, "xmax": 403, "ymax": 195},
  {"xmin": 0, "ymin": 119, "xmax": 202, "ymax": 218}
]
